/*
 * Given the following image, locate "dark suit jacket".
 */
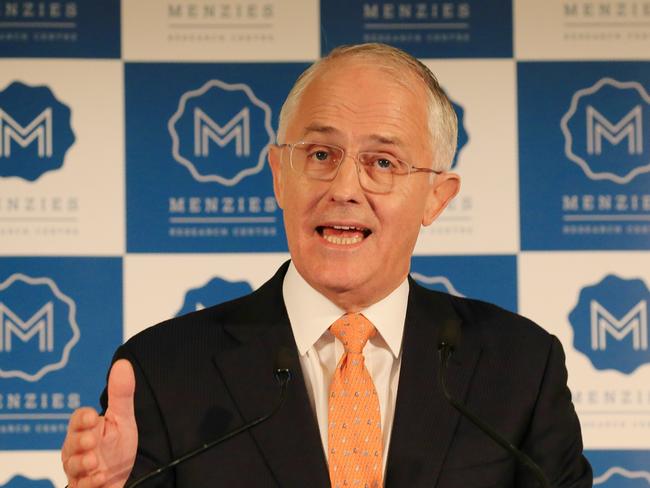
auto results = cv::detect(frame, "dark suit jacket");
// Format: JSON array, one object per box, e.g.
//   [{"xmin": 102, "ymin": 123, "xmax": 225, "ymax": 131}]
[{"xmin": 103, "ymin": 262, "xmax": 592, "ymax": 487}]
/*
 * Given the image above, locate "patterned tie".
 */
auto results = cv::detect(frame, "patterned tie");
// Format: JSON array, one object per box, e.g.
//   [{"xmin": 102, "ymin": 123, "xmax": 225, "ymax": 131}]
[{"xmin": 328, "ymin": 313, "xmax": 383, "ymax": 488}]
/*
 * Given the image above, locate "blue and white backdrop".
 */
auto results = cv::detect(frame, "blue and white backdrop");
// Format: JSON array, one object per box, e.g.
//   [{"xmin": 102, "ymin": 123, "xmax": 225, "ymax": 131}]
[{"xmin": 1, "ymin": 1, "xmax": 649, "ymax": 486}]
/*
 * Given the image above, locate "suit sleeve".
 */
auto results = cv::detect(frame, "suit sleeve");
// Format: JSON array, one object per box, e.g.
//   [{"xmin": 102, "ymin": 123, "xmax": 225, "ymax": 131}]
[
  {"xmin": 100, "ymin": 344, "xmax": 175, "ymax": 487},
  {"xmin": 516, "ymin": 335, "xmax": 592, "ymax": 487}
]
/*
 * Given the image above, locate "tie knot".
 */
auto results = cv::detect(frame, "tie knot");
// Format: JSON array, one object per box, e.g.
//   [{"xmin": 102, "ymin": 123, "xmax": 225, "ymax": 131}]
[{"xmin": 330, "ymin": 313, "xmax": 376, "ymax": 354}]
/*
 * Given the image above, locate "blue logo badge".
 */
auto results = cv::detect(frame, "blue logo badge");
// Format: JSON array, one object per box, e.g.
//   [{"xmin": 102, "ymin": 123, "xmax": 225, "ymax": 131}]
[
  {"xmin": 561, "ymin": 78, "xmax": 650, "ymax": 184},
  {"xmin": 595, "ymin": 467, "xmax": 650, "ymax": 486},
  {"xmin": 410, "ymin": 272, "xmax": 465, "ymax": 297},
  {"xmin": 569, "ymin": 275, "xmax": 650, "ymax": 374},
  {"xmin": 0, "ymin": 475, "xmax": 55, "ymax": 488},
  {"xmin": 0, "ymin": 81, "xmax": 75, "ymax": 181},
  {"xmin": 0, "ymin": 273, "xmax": 80, "ymax": 382},
  {"xmin": 451, "ymin": 99, "xmax": 469, "ymax": 169},
  {"xmin": 176, "ymin": 276, "xmax": 253, "ymax": 316},
  {"xmin": 169, "ymin": 79, "xmax": 275, "ymax": 186},
  {"xmin": 588, "ymin": 450, "xmax": 650, "ymax": 487}
]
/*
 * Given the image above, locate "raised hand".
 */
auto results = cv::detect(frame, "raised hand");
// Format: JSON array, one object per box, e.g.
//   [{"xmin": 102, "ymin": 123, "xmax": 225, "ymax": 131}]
[{"xmin": 62, "ymin": 359, "xmax": 138, "ymax": 488}]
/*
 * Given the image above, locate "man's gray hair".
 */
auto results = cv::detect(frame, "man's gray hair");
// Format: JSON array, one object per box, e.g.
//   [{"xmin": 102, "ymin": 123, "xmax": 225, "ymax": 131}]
[{"xmin": 277, "ymin": 43, "xmax": 458, "ymax": 172}]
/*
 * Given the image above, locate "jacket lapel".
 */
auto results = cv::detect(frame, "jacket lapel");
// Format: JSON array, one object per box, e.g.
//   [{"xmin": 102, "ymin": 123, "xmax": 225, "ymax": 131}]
[
  {"xmin": 212, "ymin": 264, "xmax": 330, "ymax": 487},
  {"xmin": 386, "ymin": 280, "xmax": 482, "ymax": 487}
]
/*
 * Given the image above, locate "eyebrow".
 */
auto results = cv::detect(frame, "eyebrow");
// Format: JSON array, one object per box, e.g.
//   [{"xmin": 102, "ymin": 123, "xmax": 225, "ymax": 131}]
[
  {"xmin": 302, "ymin": 124, "xmax": 341, "ymax": 138},
  {"xmin": 368, "ymin": 134, "xmax": 402, "ymax": 146},
  {"xmin": 302, "ymin": 124, "xmax": 403, "ymax": 146}
]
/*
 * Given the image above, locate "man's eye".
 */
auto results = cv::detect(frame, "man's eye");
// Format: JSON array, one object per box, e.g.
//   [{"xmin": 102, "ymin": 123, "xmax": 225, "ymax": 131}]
[
  {"xmin": 305, "ymin": 146, "xmax": 333, "ymax": 162},
  {"xmin": 374, "ymin": 157, "xmax": 395, "ymax": 170}
]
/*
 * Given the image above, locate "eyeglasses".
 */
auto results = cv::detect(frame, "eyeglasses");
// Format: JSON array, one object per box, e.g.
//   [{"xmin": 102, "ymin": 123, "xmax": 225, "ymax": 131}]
[{"xmin": 278, "ymin": 141, "xmax": 442, "ymax": 194}]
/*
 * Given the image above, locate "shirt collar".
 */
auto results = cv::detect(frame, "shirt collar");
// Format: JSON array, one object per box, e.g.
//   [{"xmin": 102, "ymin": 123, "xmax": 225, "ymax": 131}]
[{"xmin": 283, "ymin": 262, "xmax": 408, "ymax": 358}]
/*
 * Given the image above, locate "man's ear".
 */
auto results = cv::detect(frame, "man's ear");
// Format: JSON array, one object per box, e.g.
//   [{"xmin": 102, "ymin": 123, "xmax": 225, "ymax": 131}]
[
  {"xmin": 422, "ymin": 172, "xmax": 460, "ymax": 226},
  {"xmin": 268, "ymin": 144, "xmax": 284, "ymax": 209}
]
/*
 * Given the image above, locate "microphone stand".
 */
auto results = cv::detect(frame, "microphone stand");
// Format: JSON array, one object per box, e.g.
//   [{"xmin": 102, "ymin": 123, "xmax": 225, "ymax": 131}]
[
  {"xmin": 438, "ymin": 342, "xmax": 551, "ymax": 488},
  {"xmin": 126, "ymin": 367, "xmax": 292, "ymax": 488}
]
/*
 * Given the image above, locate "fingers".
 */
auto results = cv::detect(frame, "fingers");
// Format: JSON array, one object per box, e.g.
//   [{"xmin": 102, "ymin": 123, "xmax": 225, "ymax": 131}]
[
  {"xmin": 64, "ymin": 455, "xmax": 106, "ymax": 488},
  {"xmin": 64, "ymin": 451, "xmax": 107, "ymax": 488},
  {"xmin": 107, "ymin": 359, "xmax": 136, "ymax": 419},
  {"xmin": 62, "ymin": 408, "xmax": 106, "ymax": 486},
  {"xmin": 62, "ymin": 360, "xmax": 136, "ymax": 487},
  {"xmin": 62, "ymin": 408, "xmax": 100, "ymax": 458},
  {"xmin": 69, "ymin": 407, "xmax": 100, "ymax": 433},
  {"xmin": 77, "ymin": 473, "xmax": 106, "ymax": 488},
  {"xmin": 65, "ymin": 451, "xmax": 98, "ymax": 478}
]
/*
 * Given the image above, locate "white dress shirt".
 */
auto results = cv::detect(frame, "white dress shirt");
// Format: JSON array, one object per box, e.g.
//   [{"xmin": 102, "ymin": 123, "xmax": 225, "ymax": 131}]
[{"xmin": 282, "ymin": 262, "xmax": 409, "ymax": 472}]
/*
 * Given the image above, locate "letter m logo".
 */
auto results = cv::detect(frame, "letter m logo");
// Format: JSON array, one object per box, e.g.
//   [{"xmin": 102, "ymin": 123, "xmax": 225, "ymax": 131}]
[
  {"xmin": 590, "ymin": 299, "xmax": 648, "ymax": 351},
  {"xmin": 0, "ymin": 108, "xmax": 53, "ymax": 158},
  {"xmin": 0, "ymin": 302, "xmax": 54, "ymax": 352},
  {"xmin": 586, "ymin": 105, "xmax": 643, "ymax": 156},
  {"xmin": 194, "ymin": 107, "xmax": 250, "ymax": 158}
]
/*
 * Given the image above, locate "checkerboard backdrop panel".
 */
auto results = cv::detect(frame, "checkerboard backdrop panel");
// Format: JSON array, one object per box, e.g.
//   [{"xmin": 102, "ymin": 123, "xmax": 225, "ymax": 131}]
[{"xmin": 0, "ymin": 1, "xmax": 649, "ymax": 485}]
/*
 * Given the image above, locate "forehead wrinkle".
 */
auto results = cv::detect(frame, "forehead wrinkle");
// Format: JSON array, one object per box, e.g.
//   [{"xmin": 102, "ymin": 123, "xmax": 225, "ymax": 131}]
[
  {"xmin": 299, "ymin": 102, "xmax": 415, "ymax": 146},
  {"xmin": 303, "ymin": 89, "xmax": 410, "ymax": 123},
  {"xmin": 367, "ymin": 133, "xmax": 403, "ymax": 147}
]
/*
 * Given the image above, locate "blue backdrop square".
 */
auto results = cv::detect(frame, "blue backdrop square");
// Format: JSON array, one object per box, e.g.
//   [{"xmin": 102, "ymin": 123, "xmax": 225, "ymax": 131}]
[
  {"xmin": 126, "ymin": 62, "xmax": 308, "ymax": 253},
  {"xmin": 321, "ymin": 0, "xmax": 512, "ymax": 58},
  {"xmin": 518, "ymin": 62, "xmax": 650, "ymax": 250},
  {"xmin": 410, "ymin": 255, "xmax": 517, "ymax": 313},
  {"xmin": 0, "ymin": 257, "xmax": 122, "ymax": 450},
  {"xmin": 0, "ymin": 0, "xmax": 120, "ymax": 58}
]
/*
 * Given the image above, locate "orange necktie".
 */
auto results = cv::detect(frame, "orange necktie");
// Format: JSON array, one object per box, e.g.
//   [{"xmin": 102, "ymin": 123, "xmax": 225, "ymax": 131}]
[{"xmin": 328, "ymin": 313, "xmax": 383, "ymax": 488}]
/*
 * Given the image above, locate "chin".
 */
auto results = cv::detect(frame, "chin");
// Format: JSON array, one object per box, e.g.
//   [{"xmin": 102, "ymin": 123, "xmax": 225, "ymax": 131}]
[{"xmin": 305, "ymin": 261, "xmax": 367, "ymax": 294}]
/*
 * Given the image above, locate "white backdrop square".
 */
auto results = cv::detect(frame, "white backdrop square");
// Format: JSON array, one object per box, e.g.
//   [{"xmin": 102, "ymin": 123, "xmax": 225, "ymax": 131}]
[
  {"xmin": 122, "ymin": 0, "xmax": 319, "ymax": 61},
  {"xmin": 0, "ymin": 452, "xmax": 66, "ymax": 488},
  {"xmin": 515, "ymin": 0, "xmax": 650, "ymax": 60},
  {"xmin": 124, "ymin": 253, "xmax": 290, "ymax": 339},
  {"xmin": 519, "ymin": 251, "xmax": 650, "ymax": 448},
  {"xmin": 0, "ymin": 60, "xmax": 124, "ymax": 256},
  {"xmin": 415, "ymin": 59, "xmax": 519, "ymax": 255}
]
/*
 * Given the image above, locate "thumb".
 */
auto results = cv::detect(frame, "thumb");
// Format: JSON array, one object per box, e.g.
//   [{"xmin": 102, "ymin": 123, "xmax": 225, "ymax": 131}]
[{"xmin": 106, "ymin": 359, "xmax": 136, "ymax": 419}]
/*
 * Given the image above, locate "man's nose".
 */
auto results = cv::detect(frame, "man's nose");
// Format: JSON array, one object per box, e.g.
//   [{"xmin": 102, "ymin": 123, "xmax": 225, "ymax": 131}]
[{"xmin": 328, "ymin": 154, "xmax": 364, "ymax": 202}]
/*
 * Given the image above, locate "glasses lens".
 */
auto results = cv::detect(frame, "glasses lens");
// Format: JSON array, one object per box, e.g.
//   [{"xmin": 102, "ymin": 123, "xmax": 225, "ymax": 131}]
[
  {"xmin": 291, "ymin": 142, "xmax": 343, "ymax": 180},
  {"xmin": 358, "ymin": 153, "xmax": 410, "ymax": 193}
]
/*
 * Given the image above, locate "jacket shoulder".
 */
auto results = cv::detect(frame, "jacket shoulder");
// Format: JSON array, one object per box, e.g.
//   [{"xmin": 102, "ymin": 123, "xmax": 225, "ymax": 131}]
[{"xmin": 410, "ymin": 281, "xmax": 554, "ymax": 351}]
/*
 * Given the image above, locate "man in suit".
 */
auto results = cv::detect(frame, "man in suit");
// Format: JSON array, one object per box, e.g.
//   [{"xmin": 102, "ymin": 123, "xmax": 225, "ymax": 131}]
[{"xmin": 61, "ymin": 43, "xmax": 592, "ymax": 487}]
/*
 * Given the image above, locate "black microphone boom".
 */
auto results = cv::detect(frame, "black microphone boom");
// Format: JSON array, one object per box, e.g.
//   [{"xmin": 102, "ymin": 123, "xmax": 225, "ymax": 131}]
[
  {"xmin": 125, "ymin": 347, "xmax": 293, "ymax": 488},
  {"xmin": 437, "ymin": 319, "xmax": 551, "ymax": 488}
]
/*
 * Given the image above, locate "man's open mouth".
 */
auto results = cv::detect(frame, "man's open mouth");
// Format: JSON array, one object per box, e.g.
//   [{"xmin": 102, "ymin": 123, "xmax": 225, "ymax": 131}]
[{"xmin": 316, "ymin": 225, "xmax": 372, "ymax": 245}]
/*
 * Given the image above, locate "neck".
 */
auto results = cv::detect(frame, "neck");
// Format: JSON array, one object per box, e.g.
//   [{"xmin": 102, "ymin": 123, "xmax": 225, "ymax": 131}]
[{"xmin": 315, "ymin": 275, "xmax": 408, "ymax": 313}]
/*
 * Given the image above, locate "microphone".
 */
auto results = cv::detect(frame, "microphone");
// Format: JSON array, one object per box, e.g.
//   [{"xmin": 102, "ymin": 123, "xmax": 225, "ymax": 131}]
[
  {"xmin": 437, "ymin": 320, "xmax": 551, "ymax": 488},
  {"xmin": 126, "ymin": 347, "xmax": 294, "ymax": 488}
]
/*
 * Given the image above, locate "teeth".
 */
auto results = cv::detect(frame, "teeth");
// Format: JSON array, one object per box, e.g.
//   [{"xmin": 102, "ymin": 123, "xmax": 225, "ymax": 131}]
[
  {"xmin": 324, "ymin": 235, "xmax": 363, "ymax": 245},
  {"xmin": 332, "ymin": 225, "xmax": 364, "ymax": 231}
]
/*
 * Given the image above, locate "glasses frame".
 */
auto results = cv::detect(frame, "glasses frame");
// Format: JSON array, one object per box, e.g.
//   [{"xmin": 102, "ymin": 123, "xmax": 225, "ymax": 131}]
[{"xmin": 277, "ymin": 141, "xmax": 442, "ymax": 194}]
